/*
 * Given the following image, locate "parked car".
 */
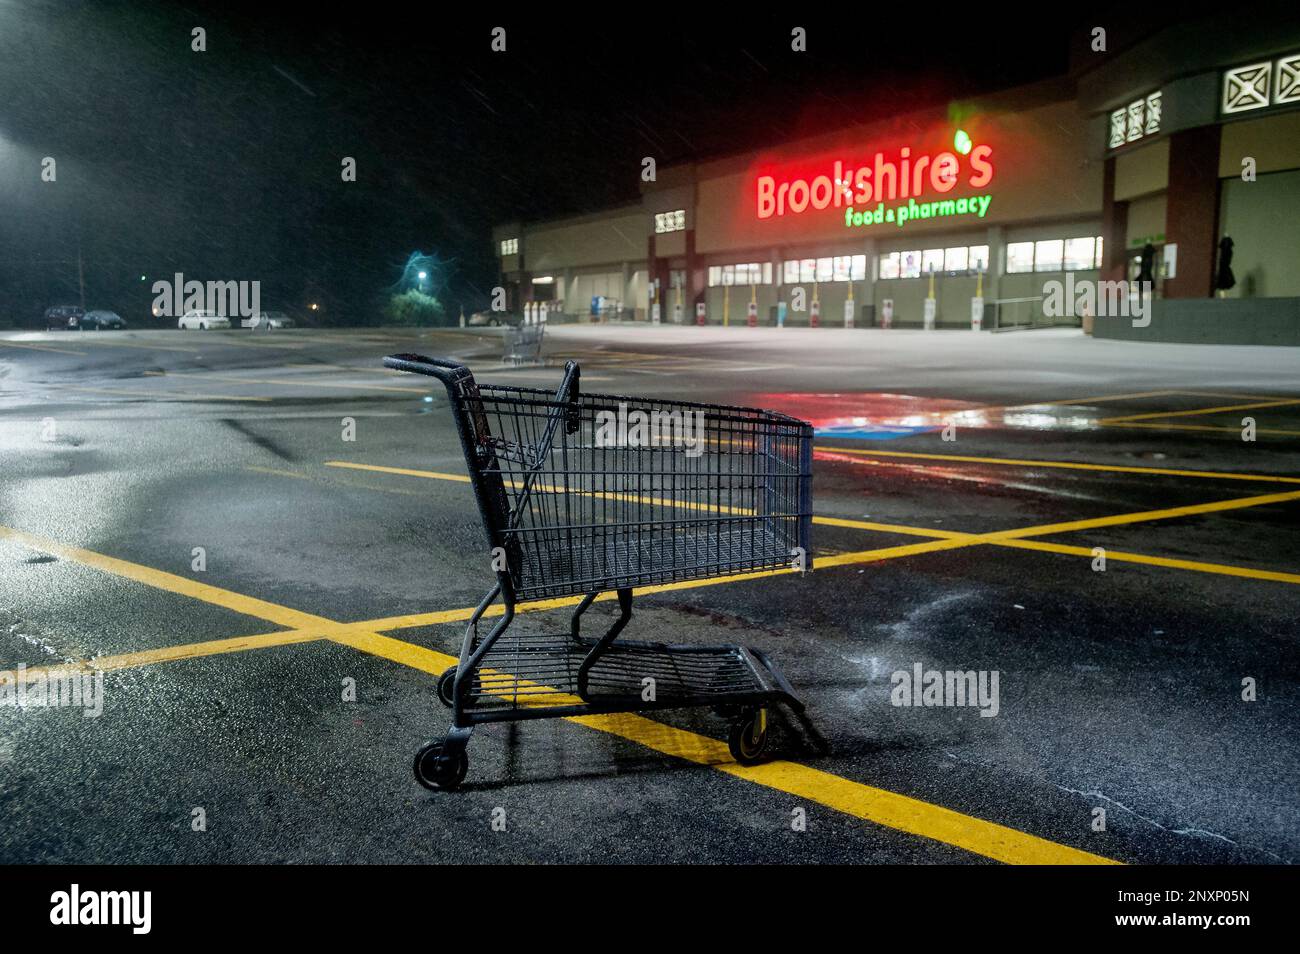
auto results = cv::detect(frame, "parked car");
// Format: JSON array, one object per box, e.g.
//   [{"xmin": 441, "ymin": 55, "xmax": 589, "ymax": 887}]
[
  {"xmin": 468, "ymin": 310, "xmax": 518, "ymax": 327},
  {"xmin": 178, "ymin": 310, "xmax": 231, "ymax": 330},
  {"xmin": 79, "ymin": 309, "xmax": 127, "ymax": 330},
  {"xmin": 242, "ymin": 310, "xmax": 295, "ymax": 329},
  {"xmin": 44, "ymin": 305, "xmax": 85, "ymax": 330}
]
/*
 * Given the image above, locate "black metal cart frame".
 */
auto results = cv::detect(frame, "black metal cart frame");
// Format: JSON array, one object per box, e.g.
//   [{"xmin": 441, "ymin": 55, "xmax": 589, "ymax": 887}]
[{"xmin": 383, "ymin": 353, "xmax": 814, "ymax": 790}]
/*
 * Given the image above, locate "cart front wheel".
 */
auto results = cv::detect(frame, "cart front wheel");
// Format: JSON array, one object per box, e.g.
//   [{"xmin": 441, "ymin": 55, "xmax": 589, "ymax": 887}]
[
  {"xmin": 436, "ymin": 667, "xmax": 457, "ymax": 708},
  {"xmin": 728, "ymin": 708, "xmax": 771, "ymax": 765},
  {"xmin": 413, "ymin": 741, "xmax": 468, "ymax": 791}
]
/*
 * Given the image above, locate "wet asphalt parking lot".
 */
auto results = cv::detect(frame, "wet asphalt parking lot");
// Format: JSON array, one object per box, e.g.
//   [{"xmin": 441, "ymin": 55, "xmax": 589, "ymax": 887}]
[{"xmin": 1, "ymin": 323, "xmax": 1298, "ymax": 863}]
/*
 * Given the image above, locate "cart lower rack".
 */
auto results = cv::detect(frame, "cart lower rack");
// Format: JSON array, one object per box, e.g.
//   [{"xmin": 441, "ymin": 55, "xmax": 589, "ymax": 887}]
[{"xmin": 383, "ymin": 353, "xmax": 814, "ymax": 790}]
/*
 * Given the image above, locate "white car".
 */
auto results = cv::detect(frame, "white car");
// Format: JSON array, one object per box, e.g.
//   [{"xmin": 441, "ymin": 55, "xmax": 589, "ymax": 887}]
[
  {"xmin": 242, "ymin": 311, "xmax": 296, "ymax": 330},
  {"xmin": 178, "ymin": 310, "xmax": 231, "ymax": 330}
]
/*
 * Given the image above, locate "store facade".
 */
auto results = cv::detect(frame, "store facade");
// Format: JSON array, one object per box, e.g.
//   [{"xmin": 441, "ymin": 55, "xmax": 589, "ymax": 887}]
[{"xmin": 494, "ymin": 15, "xmax": 1300, "ymax": 339}]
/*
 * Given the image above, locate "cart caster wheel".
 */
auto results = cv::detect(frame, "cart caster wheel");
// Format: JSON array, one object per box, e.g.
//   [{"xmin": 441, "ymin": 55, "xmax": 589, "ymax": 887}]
[
  {"xmin": 727, "ymin": 708, "xmax": 771, "ymax": 765},
  {"xmin": 413, "ymin": 741, "xmax": 468, "ymax": 791},
  {"xmin": 436, "ymin": 667, "xmax": 457, "ymax": 708}
]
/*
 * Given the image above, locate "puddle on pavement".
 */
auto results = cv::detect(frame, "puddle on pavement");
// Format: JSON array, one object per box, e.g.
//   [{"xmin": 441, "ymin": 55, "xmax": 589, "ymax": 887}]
[{"xmin": 746, "ymin": 392, "xmax": 1101, "ymax": 439}]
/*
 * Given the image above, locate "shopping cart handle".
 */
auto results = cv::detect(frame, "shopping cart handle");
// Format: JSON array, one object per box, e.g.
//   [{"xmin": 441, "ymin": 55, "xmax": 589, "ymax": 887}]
[{"xmin": 383, "ymin": 353, "xmax": 473, "ymax": 384}]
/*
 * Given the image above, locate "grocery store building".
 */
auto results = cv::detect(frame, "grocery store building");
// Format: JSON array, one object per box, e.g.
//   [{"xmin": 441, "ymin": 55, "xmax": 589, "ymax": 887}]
[{"xmin": 493, "ymin": 15, "xmax": 1300, "ymax": 343}]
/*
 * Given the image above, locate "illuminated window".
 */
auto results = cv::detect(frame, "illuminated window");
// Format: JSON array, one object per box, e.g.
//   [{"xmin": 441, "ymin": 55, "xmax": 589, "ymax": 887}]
[
  {"xmin": 710, "ymin": 262, "xmax": 770, "ymax": 287},
  {"xmin": 878, "ymin": 252, "xmax": 900, "ymax": 280},
  {"xmin": 1094, "ymin": 236, "xmax": 1104, "ymax": 269},
  {"xmin": 654, "ymin": 209, "xmax": 686, "ymax": 234},
  {"xmin": 783, "ymin": 261, "xmax": 799, "ymax": 284},
  {"xmin": 1108, "ymin": 109, "xmax": 1126, "ymax": 149},
  {"xmin": 1223, "ymin": 61, "xmax": 1271, "ymax": 113},
  {"xmin": 944, "ymin": 247, "xmax": 968, "ymax": 273},
  {"xmin": 921, "ymin": 249, "xmax": 944, "ymax": 275},
  {"xmin": 968, "ymin": 245, "xmax": 990, "ymax": 272},
  {"xmin": 832, "ymin": 257, "xmax": 853, "ymax": 281},
  {"xmin": 1063, "ymin": 237, "xmax": 1096, "ymax": 271},
  {"xmin": 1108, "ymin": 90, "xmax": 1161, "ymax": 148},
  {"xmin": 1033, "ymin": 240, "xmax": 1064, "ymax": 272},
  {"xmin": 815, "ymin": 258, "xmax": 832, "ymax": 282},
  {"xmin": 900, "ymin": 250, "xmax": 922, "ymax": 279},
  {"xmin": 500, "ymin": 237, "xmax": 518, "ymax": 256},
  {"xmin": 1006, "ymin": 242, "xmax": 1034, "ymax": 274}
]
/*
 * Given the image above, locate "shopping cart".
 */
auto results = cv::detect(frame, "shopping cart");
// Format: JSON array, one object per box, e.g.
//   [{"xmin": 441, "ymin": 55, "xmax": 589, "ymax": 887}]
[
  {"xmin": 501, "ymin": 322, "xmax": 545, "ymax": 365},
  {"xmin": 383, "ymin": 353, "xmax": 814, "ymax": 790}
]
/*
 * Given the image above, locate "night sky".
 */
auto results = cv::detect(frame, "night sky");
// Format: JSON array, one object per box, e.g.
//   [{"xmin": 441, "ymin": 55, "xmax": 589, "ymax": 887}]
[{"xmin": 0, "ymin": 2, "xmax": 1124, "ymax": 325}]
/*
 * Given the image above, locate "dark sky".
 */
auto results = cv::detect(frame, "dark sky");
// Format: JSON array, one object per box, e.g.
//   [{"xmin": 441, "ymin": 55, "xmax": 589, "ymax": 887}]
[{"xmin": 0, "ymin": 2, "xmax": 1118, "ymax": 324}]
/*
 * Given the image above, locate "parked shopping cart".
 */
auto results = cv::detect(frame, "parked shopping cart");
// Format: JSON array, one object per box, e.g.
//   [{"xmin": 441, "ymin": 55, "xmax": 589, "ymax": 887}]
[
  {"xmin": 383, "ymin": 353, "xmax": 814, "ymax": 790},
  {"xmin": 501, "ymin": 322, "xmax": 545, "ymax": 365}
]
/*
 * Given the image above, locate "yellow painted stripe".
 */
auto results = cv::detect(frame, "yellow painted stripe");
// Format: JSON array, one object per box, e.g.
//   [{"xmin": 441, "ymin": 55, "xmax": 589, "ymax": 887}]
[
  {"xmin": 0, "ymin": 340, "xmax": 87, "ymax": 355},
  {"xmin": 817, "ymin": 446, "xmax": 1300, "ymax": 485},
  {"xmin": 57, "ymin": 384, "xmax": 271, "ymax": 403},
  {"xmin": 1099, "ymin": 398, "xmax": 1300, "ymax": 424},
  {"xmin": 5, "ymin": 526, "xmax": 1118, "ymax": 863},
  {"xmin": 977, "ymin": 489, "xmax": 1300, "ymax": 541},
  {"xmin": 0, "ymin": 526, "xmax": 321, "ymax": 629},
  {"xmin": 145, "ymin": 369, "xmax": 431, "ymax": 395},
  {"xmin": 325, "ymin": 460, "xmax": 759, "ymax": 515},
  {"xmin": 1000, "ymin": 539, "xmax": 1300, "ymax": 586},
  {"xmin": 330, "ymin": 627, "xmax": 1115, "ymax": 864},
  {"xmin": 1101, "ymin": 421, "xmax": 1300, "ymax": 437},
  {"xmin": 1007, "ymin": 389, "xmax": 1179, "ymax": 408},
  {"xmin": 326, "ymin": 461, "xmax": 471, "ymax": 482},
  {"xmin": 3, "ymin": 629, "xmax": 323, "ymax": 683}
]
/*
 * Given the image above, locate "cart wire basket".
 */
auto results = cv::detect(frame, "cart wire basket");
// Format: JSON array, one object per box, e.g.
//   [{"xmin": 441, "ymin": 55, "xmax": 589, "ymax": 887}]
[
  {"xmin": 501, "ymin": 322, "xmax": 545, "ymax": 366},
  {"xmin": 383, "ymin": 353, "xmax": 814, "ymax": 790}
]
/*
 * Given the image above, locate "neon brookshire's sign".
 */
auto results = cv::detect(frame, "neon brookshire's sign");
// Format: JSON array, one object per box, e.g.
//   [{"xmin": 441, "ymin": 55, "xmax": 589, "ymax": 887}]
[{"xmin": 756, "ymin": 141, "xmax": 994, "ymax": 230}]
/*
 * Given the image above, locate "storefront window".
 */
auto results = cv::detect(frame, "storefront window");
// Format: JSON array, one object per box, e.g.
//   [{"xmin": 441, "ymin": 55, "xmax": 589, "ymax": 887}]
[
  {"xmin": 1033, "ymin": 239, "xmax": 1064, "ymax": 272},
  {"xmin": 900, "ymin": 250, "xmax": 923, "ymax": 279},
  {"xmin": 969, "ymin": 245, "xmax": 989, "ymax": 272},
  {"xmin": 709, "ymin": 262, "xmax": 770, "ymax": 286},
  {"xmin": 1094, "ymin": 237, "xmax": 1104, "ymax": 269},
  {"xmin": 1006, "ymin": 242, "xmax": 1035, "ymax": 273},
  {"xmin": 1063, "ymin": 237, "xmax": 1096, "ymax": 270},
  {"xmin": 878, "ymin": 252, "xmax": 900, "ymax": 280},
  {"xmin": 944, "ymin": 247, "xmax": 968, "ymax": 273}
]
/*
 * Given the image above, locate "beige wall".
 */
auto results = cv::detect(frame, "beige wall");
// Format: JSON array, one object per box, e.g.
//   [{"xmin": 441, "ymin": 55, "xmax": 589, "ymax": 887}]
[
  {"xmin": 1219, "ymin": 169, "xmax": 1300, "ymax": 298},
  {"xmin": 1126, "ymin": 193, "xmax": 1167, "ymax": 248},
  {"xmin": 1219, "ymin": 112, "xmax": 1300, "ymax": 178},
  {"xmin": 1114, "ymin": 139, "xmax": 1169, "ymax": 201},
  {"xmin": 524, "ymin": 210, "xmax": 646, "ymax": 272}
]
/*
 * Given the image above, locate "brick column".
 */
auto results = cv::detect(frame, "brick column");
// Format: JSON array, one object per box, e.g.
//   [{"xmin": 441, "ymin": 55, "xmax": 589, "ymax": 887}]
[
  {"xmin": 1163, "ymin": 125, "xmax": 1222, "ymax": 298},
  {"xmin": 1100, "ymin": 156, "xmax": 1128, "ymax": 284}
]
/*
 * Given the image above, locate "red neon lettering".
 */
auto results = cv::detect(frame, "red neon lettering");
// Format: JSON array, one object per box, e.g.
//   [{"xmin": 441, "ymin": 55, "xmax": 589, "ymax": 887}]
[
  {"xmin": 931, "ymin": 152, "xmax": 958, "ymax": 192},
  {"xmin": 968, "ymin": 144, "xmax": 993, "ymax": 187},
  {"xmin": 757, "ymin": 176, "xmax": 776, "ymax": 219}
]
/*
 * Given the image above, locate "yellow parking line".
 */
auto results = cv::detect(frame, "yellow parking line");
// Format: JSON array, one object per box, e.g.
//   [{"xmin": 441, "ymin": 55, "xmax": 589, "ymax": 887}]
[
  {"xmin": 817, "ymin": 446, "xmax": 1300, "ymax": 485},
  {"xmin": 999, "ymin": 539, "xmax": 1300, "ymax": 586},
  {"xmin": 1099, "ymin": 398, "xmax": 1300, "ymax": 424},
  {"xmin": 330, "ymin": 627, "xmax": 1116, "ymax": 865},
  {"xmin": 1007, "ymin": 389, "xmax": 1180, "ymax": 408},
  {"xmin": 1100, "ymin": 421, "xmax": 1300, "ymax": 437},
  {"xmin": 0, "ymin": 522, "xmax": 1118, "ymax": 863},
  {"xmin": 0, "ymin": 341, "xmax": 87, "ymax": 356},
  {"xmin": 3, "ymin": 629, "xmax": 323, "ymax": 683},
  {"xmin": 326, "ymin": 461, "xmax": 471, "ymax": 482},
  {"xmin": 63, "ymin": 338, "xmax": 198, "ymax": 354},
  {"xmin": 144, "ymin": 369, "xmax": 431, "ymax": 395},
  {"xmin": 56, "ymin": 384, "xmax": 272, "ymax": 403}
]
